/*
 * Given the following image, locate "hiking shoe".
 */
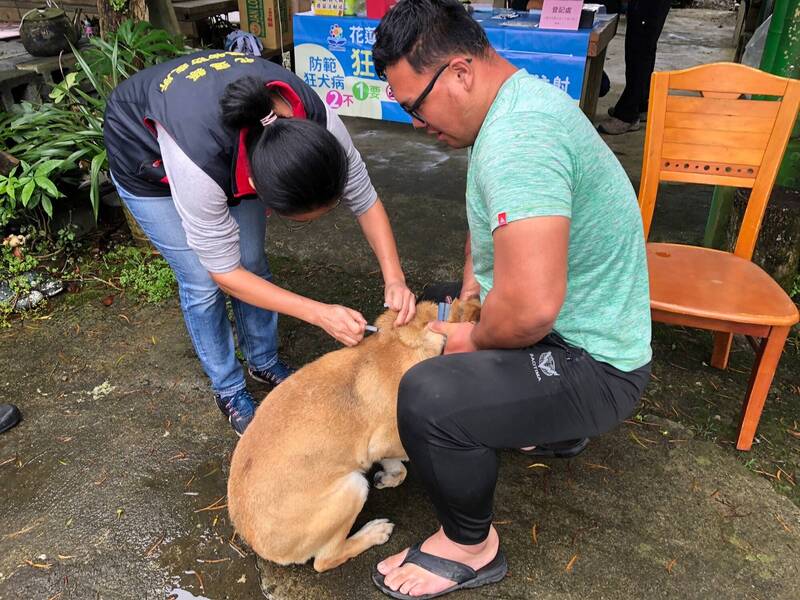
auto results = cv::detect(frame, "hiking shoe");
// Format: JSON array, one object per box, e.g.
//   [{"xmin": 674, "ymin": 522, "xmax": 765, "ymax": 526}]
[
  {"xmin": 248, "ymin": 360, "xmax": 296, "ymax": 386},
  {"xmin": 597, "ymin": 116, "xmax": 641, "ymax": 135},
  {"xmin": 0, "ymin": 404, "xmax": 21, "ymax": 433},
  {"xmin": 214, "ymin": 388, "xmax": 256, "ymax": 436},
  {"xmin": 608, "ymin": 105, "xmax": 647, "ymax": 122}
]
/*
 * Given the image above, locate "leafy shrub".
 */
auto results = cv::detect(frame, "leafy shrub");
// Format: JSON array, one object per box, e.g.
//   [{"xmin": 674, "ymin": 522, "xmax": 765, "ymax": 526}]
[
  {"xmin": 0, "ymin": 21, "xmax": 187, "ymax": 228},
  {"xmin": 104, "ymin": 245, "xmax": 176, "ymax": 303}
]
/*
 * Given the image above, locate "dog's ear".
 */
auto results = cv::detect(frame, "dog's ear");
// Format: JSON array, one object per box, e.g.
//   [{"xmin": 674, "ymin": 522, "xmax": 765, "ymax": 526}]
[
  {"xmin": 448, "ymin": 298, "xmax": 481, "ymax": 323},
  {"xmin": 414, "ymin": 301, "xmax": 439, "ymax": 324},
  {"xmin": 373, "ymin": 301, "xmax": 440, "ymax": 348},
  {"xmin": 374, "ymin": 301, "xmax": 439, "ymax": 332},
  {"xmin": 395, "ymin": 301, "xmax": 440, "ymax": 348},
  {"xmin": 374, "ymin": 309, "xmax": 397, "ymax": 332}
]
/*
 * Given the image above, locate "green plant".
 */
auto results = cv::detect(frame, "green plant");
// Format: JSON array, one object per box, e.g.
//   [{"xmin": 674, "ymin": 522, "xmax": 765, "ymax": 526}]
[
  {"xmin": 105, "ymin": 245, "xmax": 176, "ymax": 303},
  {"xmin": 0, "ymin": 161, "xmax": 64, "ymax": 225},
  {"xmin": 49, "ymin": 20, "xmax": 187, "ymax": 215},
  {"xmin": 0, "ymin": 21, "xmax": 187, "ymax": 227},
  {"xmin": 791, "ymin": 273, "xmax": 800, "ymax": 299},
  {"xmin": 0, "ymin": 102, "xmax": 104, "ymax": 225},
  {"xmin": 0, "ymin": 240, "xmax": 41, "ymax": 327},
  {"xmin": 1, "ymin": 243, "xmax": 39, "ymax": 282}
]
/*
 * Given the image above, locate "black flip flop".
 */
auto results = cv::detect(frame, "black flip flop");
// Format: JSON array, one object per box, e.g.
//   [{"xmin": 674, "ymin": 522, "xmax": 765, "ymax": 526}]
[
  {"xmin": 372, "ymin": 542, "xmax": 507, "ymax": 600},
  {"xmin": 0, "ymin": 404, "xmax": 21, "ymax": 434},
  {"xmin": 518, "ymin": 437, "xmax": 589, "ymax": 459}
]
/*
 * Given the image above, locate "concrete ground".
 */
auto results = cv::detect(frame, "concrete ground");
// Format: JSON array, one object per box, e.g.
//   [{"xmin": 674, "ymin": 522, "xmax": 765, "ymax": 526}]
[{"xmin": 2, "ymin": 7, "xmax": 800, "ymax": 600}]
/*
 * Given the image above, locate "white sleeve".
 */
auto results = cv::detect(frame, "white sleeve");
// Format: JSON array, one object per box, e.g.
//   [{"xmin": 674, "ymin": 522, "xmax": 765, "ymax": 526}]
[
  {"xmin": 156, "ymin": 123, "xmax": 242, "ymax": 273},
  {"xmin": 325, "ymin": 105, "xmax": 378, "ymax": 216}
]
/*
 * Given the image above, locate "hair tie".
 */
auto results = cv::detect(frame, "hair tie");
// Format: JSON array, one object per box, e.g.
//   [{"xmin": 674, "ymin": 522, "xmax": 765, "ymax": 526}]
[{"xmin": 260, "ymin": 111, "xmax": 278, "ymax": 127}]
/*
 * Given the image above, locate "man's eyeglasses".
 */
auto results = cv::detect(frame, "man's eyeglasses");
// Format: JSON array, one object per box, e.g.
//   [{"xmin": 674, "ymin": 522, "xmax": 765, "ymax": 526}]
[{"xmin": 400, "ymin": 58, "xmax": 472, "ymax": 125}]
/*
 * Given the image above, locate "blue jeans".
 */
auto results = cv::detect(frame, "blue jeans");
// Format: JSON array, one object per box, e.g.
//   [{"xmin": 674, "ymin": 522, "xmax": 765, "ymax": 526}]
[{"xmin": 114, "ymin": 180, "xmax": 279, "ymax": 396}]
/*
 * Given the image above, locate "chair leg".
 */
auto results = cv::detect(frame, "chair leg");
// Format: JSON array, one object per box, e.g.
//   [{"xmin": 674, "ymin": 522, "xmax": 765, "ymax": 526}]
[
  {"xmin": 736, "ymin": 326, "xmax": 790, "ymax": 451},
  {"xmin": 711, "ymin": 332, "xmax": 734, "ymax": 370}
]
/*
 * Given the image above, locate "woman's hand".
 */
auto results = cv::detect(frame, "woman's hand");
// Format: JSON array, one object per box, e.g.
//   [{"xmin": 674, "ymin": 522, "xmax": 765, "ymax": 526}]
[
  {"xmin": 316, "ymin": 304, "xmax": 368, "ymax": 346},
  {"xmin": 384, "ymin": 280, "xmax": 416, "ymax": 326},
  {"xmin": 428, "ymin": 321, "xmax": 478, "ymax": 354}
]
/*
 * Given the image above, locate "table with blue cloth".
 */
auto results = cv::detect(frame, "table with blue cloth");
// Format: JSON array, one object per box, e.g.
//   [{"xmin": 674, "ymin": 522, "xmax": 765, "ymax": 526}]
[{"xmin": 292, "ymin": 8, "xmax": 618, "ymax": 123}]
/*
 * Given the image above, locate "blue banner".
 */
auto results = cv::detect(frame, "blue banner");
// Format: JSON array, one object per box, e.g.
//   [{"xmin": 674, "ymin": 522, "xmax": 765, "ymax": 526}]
[{"xmin": 293, "ymin": 10, "xmax": 590, "ymax": 123}]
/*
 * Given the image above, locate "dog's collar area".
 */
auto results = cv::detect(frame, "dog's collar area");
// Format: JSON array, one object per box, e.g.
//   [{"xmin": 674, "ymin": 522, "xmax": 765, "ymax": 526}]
[{"xmin": 437, "ymin": 302, "xmax": 452, "ymax": 322}]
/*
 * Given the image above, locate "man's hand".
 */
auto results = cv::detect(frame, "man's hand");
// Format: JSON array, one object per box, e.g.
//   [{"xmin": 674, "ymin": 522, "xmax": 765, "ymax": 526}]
[
  {"xmin": 459, "ymin": 276, "xmax": 481, "ymax": 302},
  {"xmin": 385, "ymin": 280, "xmax": 416, "ymax": 326},
  {"xmin": 428, "ymin": 321, "xmax": 477, "ymax": 354}
]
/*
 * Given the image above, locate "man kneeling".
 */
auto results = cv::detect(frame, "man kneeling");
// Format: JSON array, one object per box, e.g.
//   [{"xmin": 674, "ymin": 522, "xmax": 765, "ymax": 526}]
[{"xmin": 369, "ymin": 1, "xmax": 652, "ymax": 597}]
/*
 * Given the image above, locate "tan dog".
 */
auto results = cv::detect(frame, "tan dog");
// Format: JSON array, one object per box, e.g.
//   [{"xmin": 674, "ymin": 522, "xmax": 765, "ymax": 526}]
[{"xmin": 227, "ymin": 299, "xmax": 480, "ymax": 572}]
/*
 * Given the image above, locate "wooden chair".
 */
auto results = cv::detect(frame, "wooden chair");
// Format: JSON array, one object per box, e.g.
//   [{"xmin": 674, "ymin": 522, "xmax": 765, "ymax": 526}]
[{"xmin": 638, "ymin": 62, "xmax": 800, "ymax": 451}]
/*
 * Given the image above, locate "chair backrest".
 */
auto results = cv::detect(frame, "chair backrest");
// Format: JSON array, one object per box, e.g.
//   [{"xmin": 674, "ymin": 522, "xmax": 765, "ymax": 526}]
[{"xmin": 638, "ymin": 62, "xmax": 800, "ymax": 260}]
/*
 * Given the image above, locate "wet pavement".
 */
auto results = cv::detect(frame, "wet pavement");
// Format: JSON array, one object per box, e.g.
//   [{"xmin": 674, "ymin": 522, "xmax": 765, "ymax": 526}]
[{"xmin": 2, "ymin": 7, "xmax": 800, "ymax": 600}]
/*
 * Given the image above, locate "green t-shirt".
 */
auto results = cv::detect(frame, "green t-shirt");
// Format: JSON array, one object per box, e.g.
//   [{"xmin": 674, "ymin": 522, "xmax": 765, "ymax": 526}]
[{"xmin": 466, "ymin": 70, "xmax": 652, "ymax": 372}]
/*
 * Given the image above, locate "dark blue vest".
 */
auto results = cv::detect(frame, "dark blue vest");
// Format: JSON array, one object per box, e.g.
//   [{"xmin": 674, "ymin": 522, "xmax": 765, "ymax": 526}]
[{"xmin": 104, "ymin": 50, "xmax": 326, "ymax": 200}]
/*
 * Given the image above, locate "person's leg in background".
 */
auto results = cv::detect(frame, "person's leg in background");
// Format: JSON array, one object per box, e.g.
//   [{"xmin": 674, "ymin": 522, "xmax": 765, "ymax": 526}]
[
  {"xmin": 638, "ymin": 0, "xmax": 671, "ymax": 115},
  {"xmin": 229, "ymin": 201, "xmax": 294, "ymax": 386},
  {"xmin": 115, "ymin": 184, "xmax": 256, "ymax": 434},
  {"xmin": 599, "ymin": 0, "xmax": 671, "ymax": 134}
]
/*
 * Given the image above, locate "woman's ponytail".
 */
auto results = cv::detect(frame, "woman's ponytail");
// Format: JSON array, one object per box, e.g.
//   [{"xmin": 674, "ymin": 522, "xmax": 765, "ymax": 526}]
[{"xmin": 220, "ymin": 76, "xmax": 274, "ymax": 129}]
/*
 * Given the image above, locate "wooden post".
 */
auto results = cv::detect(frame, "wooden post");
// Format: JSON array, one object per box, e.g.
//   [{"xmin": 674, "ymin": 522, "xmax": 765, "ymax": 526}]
[
  {"xmin": 147, "ymin": 0, "xmax": 182, "ymax": 36},
  {"xmin": 96, "ymin": 0, "xmax": 149, "ymax": 35},
  {"xmin": 703, "ymin": 186, "xmax": 735, "ymax": 249}
]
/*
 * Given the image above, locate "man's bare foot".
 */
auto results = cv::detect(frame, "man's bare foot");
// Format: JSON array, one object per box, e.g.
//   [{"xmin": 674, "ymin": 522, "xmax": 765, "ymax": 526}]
[{"xmin": 376, "ymin": 526, "xmax": 499, "ymax": 598}]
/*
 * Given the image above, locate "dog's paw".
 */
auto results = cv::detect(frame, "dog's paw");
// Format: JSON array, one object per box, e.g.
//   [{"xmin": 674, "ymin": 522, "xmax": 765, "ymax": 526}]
[
  {"xmin": 374, "ymin": 460, "xmax": 407, "ymax": 489},
  {"xmin": 373, "ymin": 470, "xmax": 402, "ymax": 489},
  {"xmin": 357, "ymin": 518, "xmax": 395, "ymax": 546}
]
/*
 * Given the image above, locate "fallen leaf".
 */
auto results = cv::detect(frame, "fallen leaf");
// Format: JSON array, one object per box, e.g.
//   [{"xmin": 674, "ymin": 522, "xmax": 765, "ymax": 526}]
[
  {"xmin": 526, "ymin": 463, "xmax": 550, "ymax": 470},
  {"xmin": 197, "ymin": 557, "xmax": 229, "ymax": 564},
  {"xmin": 666, "ymin": 558, "xmax": 677, "ymax": 574},
  {"xmin": 776, "ymin": 467, "xmax": 795, "ymax": 487},
  {"xmin": 531, "ymin": 524, "xmax": 538, "ymax": 545},
  {"xmin": 774, "ymin": 513, "xmax": 792, "ymax": 533},
  {"xmin": 565, "ymin": 554, "xmax": 579, "ymax": 572},
  {"xmin": 144, "ymin": 534, "xmax": 165, "ymax": 557},
  {"xmin": 101, "ymin": 294, "xmax": 115, "ymax": 307},
  {"xmin": 3, "ymin": 523, "xmax": 37, "ymax": 539},
  {"xmin": 584, "ymin": 462, "xmax": 612, "ymax": 472}
]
